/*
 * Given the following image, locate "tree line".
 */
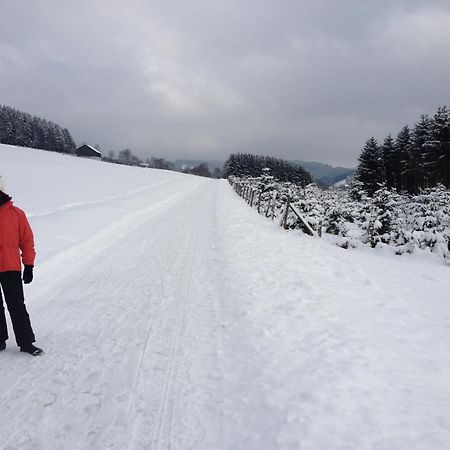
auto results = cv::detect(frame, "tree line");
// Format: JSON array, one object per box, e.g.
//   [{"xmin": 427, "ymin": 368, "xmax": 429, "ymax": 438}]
[
  {"xmin": 223, "ymin": 153, "xmax": 312, "ymax": 186},
  {"xmin": 355, "ymin": 106, "xmax": 450, "ymax": 195},
  {"xmin": 103, "ymin": 150, "xmax": 219, "ymax": 178},
  {"xmin": 0, "ymin": 104, "xmax": 217, "ymax": 178},
  {"xmin": 0, "ymin": 104, "xmax": 76, "ymax": 154}
]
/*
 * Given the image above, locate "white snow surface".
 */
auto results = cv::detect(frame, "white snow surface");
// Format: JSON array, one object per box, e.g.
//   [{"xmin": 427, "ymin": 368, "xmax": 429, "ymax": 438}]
[{"xmin": 1, "ymin": 143, "xmax": 450, "ymax": 449}]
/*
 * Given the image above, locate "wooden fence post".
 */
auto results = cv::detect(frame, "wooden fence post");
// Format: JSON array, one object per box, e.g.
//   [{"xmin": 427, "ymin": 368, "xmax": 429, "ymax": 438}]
[
  {"xmin": 282, "ymin": 196, "xmax": 290, "ymax": 229},
  {"xmin": 271, "ymin": 194, "xmax": 276, "ymax": 221},
  {"xmin": 265, "ymin": 197, "xmax": 271, "ymax": 217},
  {"xmin": 250, "ymin": 189, "xmax": 255, "ymax": 207}
]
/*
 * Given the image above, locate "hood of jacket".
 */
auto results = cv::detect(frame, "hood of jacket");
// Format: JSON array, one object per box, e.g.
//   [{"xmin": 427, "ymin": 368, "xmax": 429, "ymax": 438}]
[{"xmin": 0, "ymin": 191, "xmax": 12, "ymax": 208}]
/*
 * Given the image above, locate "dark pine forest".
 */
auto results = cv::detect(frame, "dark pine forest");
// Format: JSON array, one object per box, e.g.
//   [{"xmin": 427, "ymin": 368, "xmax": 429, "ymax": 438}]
[
  {"xmin": 355, "ymin": 106, "xmax": 450, "ymax": 195},
  {"xmin": 0, "ymin": 104, "xmax": 76, "ymax": 154}
]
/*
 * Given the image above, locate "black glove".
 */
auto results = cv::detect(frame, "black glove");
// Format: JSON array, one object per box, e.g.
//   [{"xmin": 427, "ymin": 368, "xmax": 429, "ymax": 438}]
[{"xmin": 23, "ymin": 265, "xmax": 34, "ymax": 284}]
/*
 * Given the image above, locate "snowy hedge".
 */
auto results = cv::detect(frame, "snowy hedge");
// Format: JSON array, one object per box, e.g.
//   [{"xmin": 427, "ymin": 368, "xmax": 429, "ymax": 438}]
[{"xmin": 229, "ymin": 175, "xmax": 450, "ymax": 262}]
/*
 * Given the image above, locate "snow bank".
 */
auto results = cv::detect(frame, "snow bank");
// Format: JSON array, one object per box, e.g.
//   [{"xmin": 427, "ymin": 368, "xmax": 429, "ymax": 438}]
[{"xmin": 212, "ymin": 182, "xmax": 450, "ymax": 449}]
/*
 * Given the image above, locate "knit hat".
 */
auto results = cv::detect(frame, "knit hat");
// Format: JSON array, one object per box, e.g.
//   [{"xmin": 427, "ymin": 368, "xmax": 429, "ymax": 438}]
[{"xmin": 0, "ymin": 176, "xmax": 5, "ymax": 193}]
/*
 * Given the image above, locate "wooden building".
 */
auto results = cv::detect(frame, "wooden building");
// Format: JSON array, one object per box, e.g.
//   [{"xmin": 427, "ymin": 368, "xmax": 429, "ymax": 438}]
[{"xmin": 76, "ymin": 145, "xmax": 102, "ymax": 159}]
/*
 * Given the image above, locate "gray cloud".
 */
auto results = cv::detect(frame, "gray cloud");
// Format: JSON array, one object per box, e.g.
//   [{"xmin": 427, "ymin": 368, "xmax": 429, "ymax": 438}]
[{"xmin": 1, "ymin": 0, "xmax": 450, "ymax": 167}]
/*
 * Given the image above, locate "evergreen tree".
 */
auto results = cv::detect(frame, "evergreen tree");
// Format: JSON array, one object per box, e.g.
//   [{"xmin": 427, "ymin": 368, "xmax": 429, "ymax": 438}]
[
  {"xmin": 393, "ymin": 126, "xmax": 411, "ymax": 192},
  {"xmin": 62, "ymin": 128, "xmax": 76, "ymax": 153},
  {"xmin": 222, "ymin": 154, "xmax": 239, "ymax": 178},
  {"xmin": 381, "ymin": 134, "xmax": 396, "ymax": 189},
  {"xmin": 0, "ymin": 106, "xmax": 14, "ymax": 144},
  {"xmin": 424, "ymin": 107, "xmax": 450, "ymax": 188},
  {"xmin": 407, "ymin": 115, "xmax": 431, "ymax": 192},
  {"xmin": 355, "ymin": 137, "xmax": 382, "ymax": 196},
  {"xmin": 367, "ymin": 185, "xmax": 399, "ymax": 247}
]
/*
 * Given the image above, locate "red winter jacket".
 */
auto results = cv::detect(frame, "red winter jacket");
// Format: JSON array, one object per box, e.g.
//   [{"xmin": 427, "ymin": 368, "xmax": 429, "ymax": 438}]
[{"xmin": 0, "ymin": 200, "xmax": 36, "ymax": 272}]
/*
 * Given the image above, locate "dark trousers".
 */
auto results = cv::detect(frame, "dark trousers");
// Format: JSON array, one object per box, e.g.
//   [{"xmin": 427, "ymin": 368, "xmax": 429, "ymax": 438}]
[{"xmin": 0, "ymin": 271, "xmax": 35, "ymax": 346}]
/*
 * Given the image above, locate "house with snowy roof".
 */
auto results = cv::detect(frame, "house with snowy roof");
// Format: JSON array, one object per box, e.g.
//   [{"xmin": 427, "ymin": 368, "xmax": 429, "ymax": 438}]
[{"xmin": 76, "ymin": 144, "xmax": 102, "ymax": 159}]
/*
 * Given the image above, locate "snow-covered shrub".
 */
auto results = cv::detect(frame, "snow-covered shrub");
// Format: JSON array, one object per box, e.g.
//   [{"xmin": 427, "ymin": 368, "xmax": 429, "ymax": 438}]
[
  {"xmin": 229, "ymin": 176, "xmax": 450, "ymax": 262},
  {"xmin": 366, "ymin": 186, "xmax": 400, "ymax": 248}
]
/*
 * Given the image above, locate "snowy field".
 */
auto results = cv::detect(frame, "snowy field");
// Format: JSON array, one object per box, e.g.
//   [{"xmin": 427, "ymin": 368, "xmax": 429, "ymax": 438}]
[{"xmin": 1, "ymin": 143, "xmax": 450, "ymax": 449}]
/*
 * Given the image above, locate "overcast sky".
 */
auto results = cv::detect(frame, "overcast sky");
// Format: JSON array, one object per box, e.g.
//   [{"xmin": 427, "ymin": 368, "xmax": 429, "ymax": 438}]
[{"xmin": 1, "ymin": 0, "xmax": 450, "ymax": 167}]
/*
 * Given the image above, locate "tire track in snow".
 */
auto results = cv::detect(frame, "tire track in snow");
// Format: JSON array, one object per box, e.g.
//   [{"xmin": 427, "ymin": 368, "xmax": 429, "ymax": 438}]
[
  {"xmin": 27, "ymin": 179, "xmax": 174, "ymax": 219},
  {"xmin": 152, "ymin": 187, "xmax": 205, "ymax": 450},
  {"xmin": 126, "ymin": 255, "xmax": 166, "ymax": 416},
  {"xmin": 120, "ymin": 182, "xmax": 208, "ymax": 448},
  {"xmin": 28, "ymin": 188, "xmax": 190, "ymax": 306}
]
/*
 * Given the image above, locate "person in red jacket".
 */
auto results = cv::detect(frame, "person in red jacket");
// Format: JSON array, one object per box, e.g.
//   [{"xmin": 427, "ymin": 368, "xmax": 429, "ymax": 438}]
[{"xmin": 0, "ymin": 176, "xmax": 42, "ymax": 355}]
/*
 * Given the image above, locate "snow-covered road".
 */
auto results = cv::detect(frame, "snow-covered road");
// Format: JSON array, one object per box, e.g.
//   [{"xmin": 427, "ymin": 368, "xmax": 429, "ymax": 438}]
[
  {"xmin": 1, "ymin": 145, "xmax": 450, "ymax": 449},
  {"xmin": 1, "ymin": 163, "xmax": 219, "ymax": 448}
]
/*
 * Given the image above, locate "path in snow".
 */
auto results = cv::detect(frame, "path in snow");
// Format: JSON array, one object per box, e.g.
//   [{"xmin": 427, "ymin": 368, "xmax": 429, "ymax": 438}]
[
  {"xmin": 1, "ymin": 159, "xmax": 450, "ymax": 449},
  {"xmin": 1, "ymin": 177, "xmax": 222, "ymax": 449}
]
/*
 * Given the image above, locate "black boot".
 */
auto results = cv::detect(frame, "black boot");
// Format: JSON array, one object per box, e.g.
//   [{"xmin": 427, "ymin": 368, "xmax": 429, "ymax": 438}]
[
  {"xmin": 20, "ymin": 343, "xmax": 43, "ymax": 356},
  {"xmin": 0, "ymin": 341, "xmax": 5, "ymax": 351}
]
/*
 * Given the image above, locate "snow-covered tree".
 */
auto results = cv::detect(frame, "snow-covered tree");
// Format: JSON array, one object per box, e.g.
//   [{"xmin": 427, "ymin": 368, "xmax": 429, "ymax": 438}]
[
  {"xmin": 355, "ymin": 137, "xmax": 382, "ymax": 196},
  {"xmin": 392, "ymin": 125, "xmax": 411, "ymax": 192},
  {"xmin": 0, "ymin": 104, "xmax": 77, "ymax": 154},
  {"xmin": 423, "ymin": 107, "xmax": 450, "ymax": 188},
  {"xmin": 381, "ymin": 134, "xmax": 396, "ymax": 189},
  {"xmin": 223, "ymin": 153, "xmax": 312, "ymax": 185}
]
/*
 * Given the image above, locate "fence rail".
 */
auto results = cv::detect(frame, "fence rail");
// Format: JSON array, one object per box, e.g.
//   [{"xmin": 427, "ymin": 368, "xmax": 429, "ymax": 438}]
[{"xmin": 230, "ymin": 178, "xmax": 316, "ymax": 236}]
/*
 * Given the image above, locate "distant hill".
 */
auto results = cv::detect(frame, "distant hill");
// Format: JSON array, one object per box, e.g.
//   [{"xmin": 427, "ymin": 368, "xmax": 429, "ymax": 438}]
[{"xmin": 293, "ymin": 160, "xmax": 355, "ymax": 187}]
